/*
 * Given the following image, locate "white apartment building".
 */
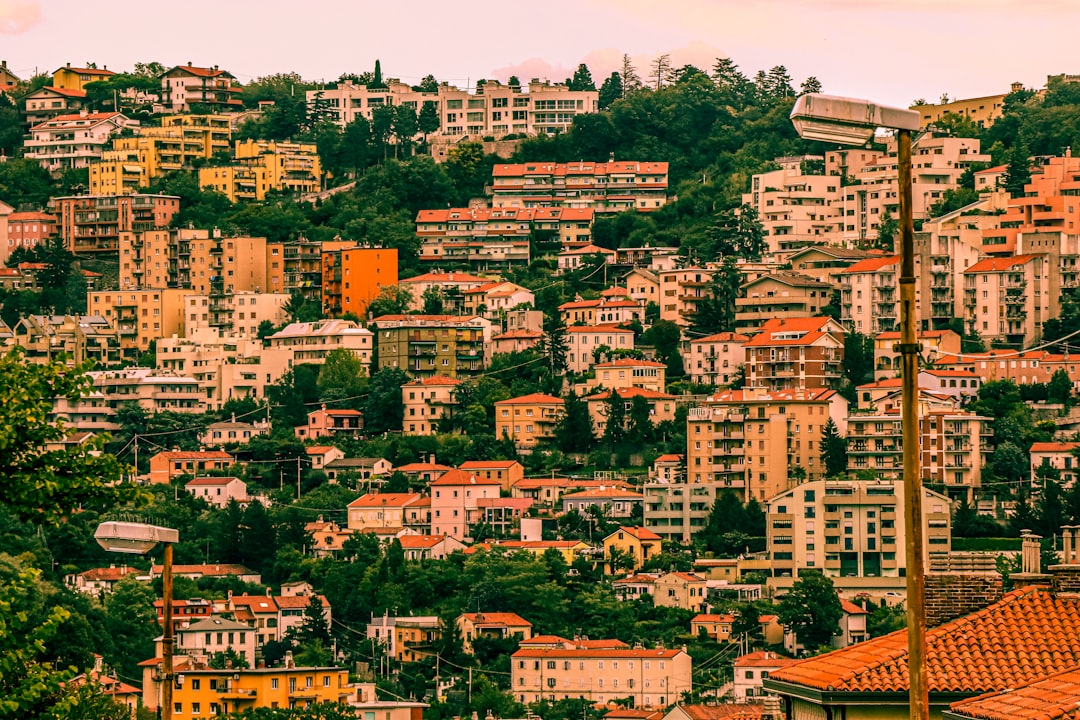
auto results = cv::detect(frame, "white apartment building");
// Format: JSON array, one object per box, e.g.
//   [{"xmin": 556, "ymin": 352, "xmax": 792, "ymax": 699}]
[
  {"xmin": 565, "ymin": 325, "xmax": 635, "ymax": 374},
  {"xmin": 266, "ymin": 320, "xmax": 374, "ymax": 372},
  {"xmin": 183, "ymin": 292, "xmax": 289, "ymax": 339},
  {"xmin": 742, "ymin": 156, "xmax": 843, "ymax": 256},
  {"xmin": 963, "ymin": 254, "xmax": 1051, "ymax": 347},
  {"xmin": 685, "ymin": 332, "xmax": 749, "ymax": 386},
  {"xmin": 24, "ymin": 111, "xmax": 136, "ymax": 171}
]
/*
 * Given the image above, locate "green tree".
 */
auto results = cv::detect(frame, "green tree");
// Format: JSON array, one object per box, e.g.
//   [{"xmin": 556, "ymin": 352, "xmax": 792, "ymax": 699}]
[
  {"xmin": 822, "ymin": 418, "xmax": 848, "ymax": 478},
  {"xmin": 777, "ymin": 571, "xmax": 842, "ymax": 651},
  {"xmin": 392, "ymin": 104, "xmax": 419, "ymax": 157},
  {"xmin": 540, "ymin": 312, "xmax": 569, "ymax": 382},
  {"xmin": 867, "ymin": 603, "xmax": 906, "ymax": 638},
  {"xmin": 691, "ymin": 258, "xmax": 740, "ymax": 336},
  {"xmin": 800, "ymin": 76, "xmax": 823, "ymax": 95},
  {"xmin": 555, "ymin": 391, "xmax": 595, "ymax": 453},
  {"xmin": 421, "ymin": 286, "xmax": 445, "ymax": 315},
  {"xmin": 711, "ymin": 57, "xmax": 754, "ymax": 109},
  {"xmin": 628, "ymin": 395, "xmax": 654, "ymax": 444},
  {"xmin": 296, "ymin": 598, "xmax": 332, "ymax": 646},
  {"xmin": 418, "ymin": 101, "xmax": 441, "ymax": 141},
  {"xmin": 875, "ymin": 210, "xmax": 898, "ymax": 252},
  {"xmin": 603, "ymin": 391, "xmax": 627, "ymax": 448},
  {"xmin": 1049, "ymin": 368, "xmax": 1074, "ymax": 408},
  {"xmin": 1003, "ymin": 142, "xmax": 1032, "ymax": 198},
  {"xmin": 317, "ymin": 348, "xmax": 368, "ymax": 410},
  {"xmin": 363, "ymin": 367, "xmax": 409, "ymax": 434},
  {"xmin": 567, "ymin": 64, "xmax": 596, "ymax": 91},
  {"xmin": 366, "ymin": 285, "xmax": 413, "ymax": 319},
  {"xmin": 598, "ymin": 72, "xmax": 623, "ymax": 109},
  {"xmin": 841, "ymin": 331, "xmax": 875, "ymax": 398}
]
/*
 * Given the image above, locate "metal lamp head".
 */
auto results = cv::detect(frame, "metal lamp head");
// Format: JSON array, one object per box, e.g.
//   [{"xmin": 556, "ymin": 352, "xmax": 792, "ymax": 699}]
[
  {"xmin": 790, "ymin": 93, "xmax": 921, "ymax": 146},
  {"xmin": 95, "ymin": 521, "xmax": 179, "ymax": 555}
]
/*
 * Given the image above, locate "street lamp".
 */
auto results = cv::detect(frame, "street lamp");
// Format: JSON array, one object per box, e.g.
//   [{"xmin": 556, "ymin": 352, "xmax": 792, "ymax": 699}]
[
  {"xmin": 96, "ymin": 521, "xmax": 180, "ymax": 720},
  {"xmin": 790, "ymin": 94, "xmax": 928, "ymax": 720}
]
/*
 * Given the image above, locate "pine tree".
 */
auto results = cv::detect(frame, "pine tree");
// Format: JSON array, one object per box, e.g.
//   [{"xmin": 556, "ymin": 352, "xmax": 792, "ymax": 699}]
[
  {"xmin": 822, "ymin": 418, "xmax": 848, "ymax": 478},
  {"xmin": 800, "ymin": 76, "xmax": 823, "ymax": 95},
  {"xmin": 372, "ymin": 59, "xmax": 385, "ymax": 88},
  {"xmin": 568, "ymin": 63, "xmax": 596, "ymax": 91},
  {"xmin": 598, "ymin": 72, "xmax": 623, "ymax": 109},
  {"xmin": 555, "ymin": 391, "xmax": 594, "ymax": 453},
  {"xmin": 650, "ymin": 54, "xmax": 673, "ymax": 91},
  {"xmin": 1003, "ymin": 142, "xmax": 1032, "ymax": 198},
  {"xmin": 603, "ymin": 391, "xmax": 627, "ymax": 448},
  {"xmin": 418, "ymin": 101, "xmax": 440, "ymax": 140},
  {"xmin": 620, "ymin": 54, "xmax": 642, "ymax": 94},
  {"xmin": 875, "ymin": 210, "xmax": 899, "ymax": 252}
]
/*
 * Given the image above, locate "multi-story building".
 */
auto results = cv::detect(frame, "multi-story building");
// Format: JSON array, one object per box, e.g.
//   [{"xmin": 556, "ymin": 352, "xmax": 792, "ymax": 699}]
[
  {"xmin": 160, "ymin": 63, "xmax": 243, "ymax": 113},
  {"xmin": 319, "ymin": 245, "xmax": 398, "ymax": 318},
  {"xmin": 144, "ymin": 665, "xmax": 350, "ymax": 717},
  {"xmin": 185, "ymin": 476, "xmax": 248, "ymax": 508},
  {"xmin": 459, "ymin": 612, "xmax": 534, "ymax": 654},
  {"xmin": 873, "ymin": 329, "xmax": 961, "ymax": 379},
  {"xmin": 658, "ymin": 266, "xmax": 714, "ymax": 326},
  {"xmin": 157, "ymin": 332, "xmax": 274, "ymax": 409},
  {"xmin": 402, "ymin": 376, "xmax": 460, "ymax": 435},
  {"xmin": 585, "ymin": 359, "xmax": 667, "ymax": 393},
  {"xmin": 559, "ymin": 297, "xmax": 643, "ymax": 327},
  {"xmin": 981, "ymin": 153, "xmax": 1080, "ymax": 256},
  {"xmin": 934, "ymin": 349, "xmax": 1080, "ymax": 389},
  {"xmin": 309, "ymin": 78, "xmax": 597, "ymax": 138},
  {"xmin": 733, "ymin": 652, "xmax": 801, "ymax": 702},
  {"xmin": 366, "ymin": 614, "xmax": 443, "ymax": 663},
  {"xmin": 565, "ymin": 326, "xmax": 635, "ymax": 373},
  {"xmin": 910, "ymin": 88, "xmax": 1015, "ymax": 129},
  {"xmin": 183, "ymin": 291, "xmax": 289, "ymax": 339},
  {"xmin": 294, "ymin": 407, "xmax": 363, "ymax": 440},
  {"xmin": 685, "ymin": 388, "xmax": 850, "ymax": 500},
  {"xmin": 744, "ymin": 317, "xmax": 845, "ymax": 391},
  {"xmin": 4, "ymin": 211, "xmax": 58, "ymax": 262},
  {"xmin": 147, "ymin": 449, "xmax": 235, "ymax": 484},
  {"xmin": 561, "ymin": 487, "xmax": 644, "ymax": 519},
  {"xmin": 52, "ymin": 63, "xmax": 116, "ymax": 92},
  {"xmin": 846, "ymin": 407, "xmax": 992, "ymax": 500},
  {"xmin": 430, "ymin": 469, "xmax": 502, "ymax": 540},
  {"xmin": 624, "ymin": 268, "xmax": 660, "ymax": 306},
  {"xmin": 200, "ymin": 140, "xmax": 322, "ymax": 200},
  {"xmin": 398, "ymin": 271, "xmax": 490, "ymax": 313},
  {"xmin": 963, "ymin": 254, "xmax": 1051, "ymax": 347},
  {"xmin": 462, "ymin": 281, "xmax": 535, "ymax": 322},
  {"xmin": 584, "ymin": 387, "xmax": 677, "ymax": 436},
  {"xmin": 786, "ymin": 245, "xmax": 872, "ymax": 284},
  {"xmin": 50, "ymin": 194, "xmax": 180, "ymax": 255},
  {"xmin": 736, "ymin": 272, "xmax": 835, "ymax": 331},
  {"xmin": 495, "ymin": 393, "xmax": 564, "ymax": 453},
  {"xmin": 86, "ymin": 287, "xmax": 187, "ymax": 358},
  {"xmin": 267, "ymin": 319, "xmax": 373, "ymax": 371},
  {"xmin": 175, "ymin": 616, "xmax": 257, "ymax": 668},
  {"xmin": 685, "ymin": 332, "xmax": 749, "ymax": 387},
  {"xmin": 369, "ymin": 315, "xmax": 489, "ymax": 378},
  {"xmin": 557, "ymin": 244, "xmax": 617, "ymax": 273},
  {"xmin": 347, "ymin": 493, "xmax": 425, "ymax": 533},
  {"xmin": 837, "ymin": 255, "xmax": 901, "ymax": 334},
  {"xmin": 0, "ymin": 60, "xmax": 17, "ymax": 95},
  {"xmin": 765, "ymin": 479, "xmax": 952, "ymax": 582},
  {"xmin": 6, "ymin": 314, "xmax": 120, "ymax": 368},
  {"xmin": 490, "ymin": 161, "xmax": 668, "ymax": 213},
  {"xmin": 22, "ymin": 86, "xmax": 89, "ymax": 127},
  {"xmin": 742, "ymin": 156, "xmax": 843, "ymax": 255},
  {"xmin": 510, "ymin": 642, "xmax": 691, "ymax": 708},
  {"xmin": 24, "ymin": 112, "xmax": 136, "ymax": 171},
  {"xmin": 458, "ymin": 460, "xmax": 525, "ymax": 493},
  {"xmin": 1030, "ymin": 442, "xmax": 1080, "ymax": 490},
  {"xmin": 51, "ymin": 367, "xmax": 210, "ymax": 432}
]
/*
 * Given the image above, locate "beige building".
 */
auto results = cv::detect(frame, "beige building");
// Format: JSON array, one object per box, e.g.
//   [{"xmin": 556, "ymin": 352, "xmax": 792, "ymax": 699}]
[
  {"xmin": 458, "ymin": 460, "xmax": 525, "ymax": 493},
  {"xmin": 402, "ymin": 376, "xmax": 460, "ymax": 435},
  {"xmin": 659, "ymin": 267, "xmax": 714, "ymax": 326},
  {"xmin": 742, "ymin": 156, "xmax": 843, "ymax": 255},
  {"xmin": 462, "ymin": 282, "xmax": 535, "ymax": 321},
  {"xmin": 157, "ymin": 331, "xmax": 276, "ymax": 409},
  {"xmin": 624, "ymin": 268, "xmax": 661, "ymax": 307},
  {"xmin": 52, "ymin": 367, "xmax": 210, "ymax": 432},
  {"xmin": 685, "ymin": 332, "xmax": 749, "ymax": 387},
  {"xmin": 566, "ymin": 325, "xmax": 635, "ymax": 374},
  {"xmin": 603, "ymin": 526, "xmax": 663, "ymax": 575},
  {"xmin": 267, "ymin": 319, "xmax": 374, "ymax": 373},
  {"xmin": 651, "ymin": 572, "xmax": 708, "ymax": 612},
  {"xmin": 847, "ymin": 406, "xmax": 992, "ymax": 501},
  {"xmin": 1030, "ymin": 442, "xmax": 1080, "ymax": 490},
  {"xmin": 588, "ymin": 358, "xmax": 667, "ymax": 393},
  {"xmin": 911, "ymin": 90, "xmax": 1012, "ymax": 129},
  {"xmin": 310, "ymin": 78, "xmax": 597, "ymax": 138},
  {"xmin": 766, "ymin": 479, "xmax": 952, "ymax": 582},
  {"xmin": 369, "ymin": 315, "xmax": 489, "ymax": 378},
  {"xmin": 963, "ymin": 254, "xmax": 1051, "ymax": 347},
  {"xmin": 837, "ymin": 255, "xmax": 902, "ymax": 335},
  {"xmin": 6, "ymin": 315, "xmax": 120, "ymax": 368},
  {"xmin": 643, "ymin": 481, "xmax": 732, "ymax": 543},
  {"xmin": 458, "ymin": 612, "xmax": 533, "ymax": 654},
  {"xmin": 584, "ymin": 387, "xmax": 676, "ymax": 437},
  {"xmin": 185, "ymin": 476, "xmax": 248, "ymax": 508},
  {"xmin": 86, "ymin": 287, "xmax": 187, "ymax": 358},
  {"xmin": 874, "ymin": 329, "xmax": 961, "ymax": 379},
  {"xmin": 491, "ymin": 161, "xmax": 668, "ymax": 213},
  {"xmin": 347, "ymin": 493, "xmax": 425, "ymax": 533},
  {"xmin": 495, "ymin": 393, "xmax": 564, "ymax": 453},
  {"xmin": 736, "ymin": 271, "xmax": 834, "ymax": 331},
  {"xmin": 685, "ymin": 388, "xmax": 850, "ymax": 500},
  {"xmin": 511, "ymin": 644, "xmax": 691, "ymax": 708},
  {"xmin": 183, "ymin": 291, "xmax": 289, "ymax": 339}
]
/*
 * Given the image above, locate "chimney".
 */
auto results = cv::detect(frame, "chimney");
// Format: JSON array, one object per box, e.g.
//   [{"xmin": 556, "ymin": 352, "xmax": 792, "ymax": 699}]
[
  {"xmin": 1011, "ymin": 530, "xmax": 1052, "ymax": 587},
  {"xmin": 925, "ymin": 552, "xmax": 1004, "ymax": 626},
  {"xmin": 1051, "ymin": 525, "xmax": 1080, "ymax": 596},
  {"xmin": 284, "ymin": 651, "xmax": 294, "ymax": 669}
]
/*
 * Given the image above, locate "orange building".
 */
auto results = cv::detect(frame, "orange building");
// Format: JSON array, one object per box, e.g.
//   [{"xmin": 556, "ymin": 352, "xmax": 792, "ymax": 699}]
[
  {"xmin": 321, "ymin": 246, "xmax": 398, "ymax": 318},
  {"xmin": 982, "ymin": 153, "xmax": 1080, "ymax": 256}
]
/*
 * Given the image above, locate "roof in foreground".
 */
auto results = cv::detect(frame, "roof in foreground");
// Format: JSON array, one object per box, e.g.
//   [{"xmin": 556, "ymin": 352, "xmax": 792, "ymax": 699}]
[
  {"xmin": 947, "ymin": 665, "xmax": 1080, "ymax": 720},
  {"xmin": 768, "ymin": 586, "xmax": 1080, "ymax": 695}
]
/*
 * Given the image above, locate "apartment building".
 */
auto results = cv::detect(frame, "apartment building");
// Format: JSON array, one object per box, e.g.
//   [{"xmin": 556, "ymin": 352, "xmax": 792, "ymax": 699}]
[
  {"xmin": 398, "ymin": 271, "xmax": 490, "ymax": 313},
  {"xmin": 24, "ymin": 112, "xmax": 136, "ymax": 172},
  {"xmin": 309, "ymin": 78, "xmax": 597, "ymax": 138},
  {"xmin": 559, "ymin": 297, "xmax": 643, "ymax": 328},
  {"xmin": 90, "ymin": 114, "xmax": 232, "ymax": 194},
  {"xmin": 294, "ymin": 407, "xmax": 363, "ymax": 440},
  {"xmin": 847, "ymin": 407, "xmax": 992, "ymax": 500},
  {"xmin": 744, "ymin": 317, "xmax": 845, "ymax": 391},
  {"xmin": 766, "ymin": 479, "xmax": 952, "ymax": 581},
  {"xmin": 321, "ymin": 245, "xmax": 403, "ymax": 317},
  {"xmin": 51, "ymin": 367, "xmax": 209, "ymax": 432},
  {"xmin": 462, "ymin": 282, "xmax": 535, "ymax": 321},
  {"xmin": 347, "ymin": 493, "xmax": 425, "ymax": 533},
  {"xmin": 911, "ymin": 89, "xmax": 1014, "ymax": 129},
  {"xmin": 50, "ymin": 194, "xmax": 180, "ymax": 255},
  {"xmin": 183, "ymin": 291, "xmax": 289, "ymax": 339},
  {"xmin": 643, "ymin": 481, "xmax": 732, "ymax": 543},
  {"xmin": 4, "ymin": 209, "xmax": 57, "ymax": 262},
  {"xmin": 658, "ymin": 267, "xmax": 714, "ymax": 326},
  {"xmin": 873, "ymin": 329, "xmax": 961, "ymax": 379},
  {"xmin": 1030, "ymin": 442, "xmax": 1080, "ymax": 490},
  {"xmin": 685, "ymin": 388, "xmax": 850, "ymax": 500},
  {"xmin": 937, "ymin": 349, "xmax": 1080, "ymax": 389},
  {"xmin": 736, "ymin": 272, "xmax": 834, "ymax": 331},
  {"xmin": 51, "ymin": 63, "xmax": 115, "ymax": 91},
  {"xmin": 495, "ymin": 393, "xmax": 565, "ymax": 453},
  {"xmin": 22, "ymin": 85, "xmax": 89, "ymax": 126},
  {"xmin": 160, "ymin": 63, "xmax": 242, "ymax": 113},
  {"xmin": 685, "ymin": 332, "xmax": 749, "ymax": 386},
  {"xmin": 6, "ymin": 314, "xmax": 120, "ymax": 368},
  {"xmin": 981, "ymin": 153, "xmax": 1080, "ymax": 256},
  {"xmin": 156, "ymin": 331, "xmax": 273, "ymax": 409},
  {"xmin": 402, "ymin": 376, "xmax": 460, "ymax": 435},
  {"xmin": 199, "ymin": 140, "xmax": 322, "ymax": 201},
  {"xmin": 584, "ymin": 359, "xmax": 667, "ymax": 393},
  {"xmin": 147, "ymin": 666, "xmax": 350, "ymax": 717},
  {"xmin": 366, "ymin": 615, "xmax": 443, "ymax": 663},
  {"xmin": 490, "ymin": 161, "xmax": 668, "ymax": 213},
  {"xmin": 742, "ymin": 156, "xmax": 843, "ymax": 255},
  {"xmin": 369, "ymin": 315, "xmax": 489, "ymax": 378},
  {"xmin": 561, "ymin": 487, "xmax": 644, "ymax": 519},
  {"xmin": 511, "ymin": 644, "xmax": 691, "ymax": 708},
  {"xmin": 963, "ymin": 254, "xmax": 1051, "ymax": 347},
  {"xmin": 837, "ymin": 255, "xmax": 901, "ymax": 334},
  {"xmin": 786, "ymin": 245, "xmax": 872, "ymax": 284},
  {"xmin": 584, "ymin": 387, "xmax": 676, "ymax": 435},
  {"xmin": 86, "ymin": 287, "xmax": 187, "ymax": 358},
  {"xmin": 266, "ymin": 319, "xmax": 374, "ymax": 371},
  {"xmin": 430, "ymin": 469, "xmax": 502, "ymax": 539}
]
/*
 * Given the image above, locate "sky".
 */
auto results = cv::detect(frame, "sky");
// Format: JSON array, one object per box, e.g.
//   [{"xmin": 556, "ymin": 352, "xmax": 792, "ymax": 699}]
[{"xmin": 1, "ymin": 0, "xmax": 1078, "ymax": 108}]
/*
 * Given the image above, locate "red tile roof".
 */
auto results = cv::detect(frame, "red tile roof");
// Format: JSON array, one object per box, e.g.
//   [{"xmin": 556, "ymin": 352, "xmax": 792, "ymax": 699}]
[
  {"xmin": 459, "ymin": 460, "xmax": 521, "ymax": 469},
  {"xmin": 584, "ymin": 387, "xmax": 676, "ymax": 401},
  {"xmin": 513, "ymin": 647, "xmax": 683, "ymax": 658},
  {"xmin": 79, "ymin": 566, "xmax": 139, "ymax": 582},
  {"xmin": 769, "ymin": 586, "xmax": 1080, "ymax": 695},
  {"xmin": 431, "ymin": 469, "xmax": 501, "ymax": 486},
  {"xmin": 348, "ymin": 492, "xmax": 423, "ymax": 508},
  {"xmin": 185, "ymin": 476, "xmax": 241, "ymax": 487},
  {"xmin": 153, "ymin": 450, "xmax": 233, "ymax": 461},
  {"xmin": 965, "ymin": 254, "xmax": 1041, "ymax": 274},
  {"xmin": 594, "ymin": 359, "xmax": 666, "ymax": 368},
  {"xmin": 837, "ymin": 255, "xmax": 901, "ymax": 274},
  {"xmin": 305, "ymin": 446, "xmax": 337, "ymax": 455},
  {"xmin": 461, "ymin": 612, "xmax": 532, "ymax": 627},
  {"xmin": 35, "ymin": 85, "xmax": 88, "ymax": 98},
  {"xmin": 1030, "ymin": 442, "xmax": 1080, "ymax": 453},
  {"xmin": 394, "ymin": 462, "xmax": 453, "ymax": 473},
  {"xmin": 400, "ymin": 272, "xmax": 488, "ymax": 283},
  {"xmin": 676, "ymin": 705, "xmax": 767, "ymax": 720},
  {"xmin": 655, "ymin": 454, "xmax": 683, "ymax": 463},
  {"xmin": 495, "ymin": 393, "xmax": 564, "ymax": 405},
  {"xmin": 692, "ymin": 332, "xmax": 751, "ymax": 344},
  {"xmin": 153, "ymin": 563, "xmax": 255, "ymax": 577},
  {"xmin": 948, "ymin": 665, "xmax": 1080, "ymax": 720},
  {"xmin": 735, "ymin": 651, "xmax": 801, "ymax": 668},
  {"xmin": 609, "ymin": 526, "xmax": 662, "ymax": 541},
  {"xmin": 403, "ymin": 375, "xmax": 462, "ymax": 387}
]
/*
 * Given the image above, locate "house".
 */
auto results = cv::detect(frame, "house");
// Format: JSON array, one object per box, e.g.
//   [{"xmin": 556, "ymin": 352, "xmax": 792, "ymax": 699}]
[
  {"xmin": 324, "ymin": 457, "xmax": 392, "ymax": 485},
  {"xmin": 152, "ymin": 564, "xmax": 261, "ymax": 585},
  {"xmin": 743, "ymin": 317, "xmax": 845, "ymax": 391},
  {"xmin": 227, "ymin": 594, "xmax": 280, "ymax": 646},
  {"xmin": 589, "ymin": 359, "xmax": 667, "ymax": 393},
  {"xmin": 736, "ymin": 272, "xmax": 834, "ymax": 331},
  {"xmin": 148, "ymin": 450, "xmax": 234, "ymax": 485},
  {"xmin": 366, "ymin": 615, "xmax": 443, "ymax": 663},
  {"xmin": 393, "ymin": 460, "xmax": 455, "ymax": 485},
  {"xmin": 160, "ymin": 63, "xmax": 242, "ymax": 113},
  {"xmin": 1030, "ymin": 442, "xmax": 1080, "ymax": 490},
  {"xmin": 557, "ymin": 243, "xmax": 617, "ymax": 272},
  {"xmin": 175, "ymin": 616, "xmax": 256, "ymax": 667},
  {"xmin": 690, "ymin": 614, "xmax": 784, "ymax": 645},
  {"xmin": 24, "ymin": 112, "xmax": 136, "ymax": 171},
  {"xmin": 155, "ymin": 598, "xmax": 215, "ymax": 634},
  {"xmin": 397, "ymin": 534, "xmax": 466, "ymax": 561},
  {"xmin": 306, "ymin": 518, "xmax": 352, "ymax": 557},
  {"xmin": 475, "ymin": 496, "xmax": 534, "ymax": 535},
  {"xmin": 201, "ymin": 418, "xmax": 268, "ymax": 447},
  {"xmin": 566, "ymin": 324, "xmax": 635, "ymax": 373},
  {"xmin": 492, "ymin": 328, "xmax": 544, "ymax": 355},
  {"xmin": 603, "ymin": 526, "xmax": 663, "ymax": 575},
  {"xmin": 276, "ymin": 594, "xmax": 331, "ymax": 639},
  {"xmin": 624, "ymin": 268, "xmax": 661, "ymax": 306},
  {"xmin": 686, "ymin": 332, "xmax": 750, "ymax": 387},
  {"xmin": 458, "ymin": 460, "xmax": 525, "ymax": 492},
  {"xmin": 652, "ymin": 572, "xmax": 709, "ymax": 612},
  {"xmin": 402, "ymin": 376, "xmax": 460, "ymax": 436},
  {"xmin": 185, "ymin": 476, "xmax": 248, "ymax": 508},
  {"xmin": 429, "ymin": 469, "xmax": 502, "ymax": 539},
  {"xmin": 511, "ymin": 644, "xmax": 692, "ymax": 708},
  {"xmin": 559, "ymin": 297, "xmax": 644, "ymax": 327},
  {"xmin": 651, "ymin": 454, "xmax": 684, "ymax": 483},
  {"xmin": 561, "ymin": 487, "xmax": 644, "ymax": 519},
  {"xmin": 66, "ymin": 565, "xmax": 141, "ymax": 596},
  {"xmin": 612, "ymin": 573, "xmax": 660, "ymax": 601},
  {"xmin": 495, "ymin": 393, "xmax": 565, "ymax": 454},
  {"xmin": 305, "ymin": 446, "xmax": 345, "ymax": 471},
  {"xmin": 458, "ymin": 612, "xmax": 533, "ymax": 654},
  {"xmin": 22, "ymin": 85, "xmax": 89, "ymax": 127},
  {"xmin": 294, "ymin": 406, "xmax": 363, "ymax": 440},
  {"xmin": 347, "ymin": 493, "xmax": 425, "ymax": 533},
  {"xmin": 733, "ymin": 651, "xmax": 800, "ymax": 702},
  {"xmin": 346, "ymin": 682, "xmax": 430, "ymax": 720},
  {"xmin": 783, "ymin": 599, "xmax": 869, "ymax": 654}
]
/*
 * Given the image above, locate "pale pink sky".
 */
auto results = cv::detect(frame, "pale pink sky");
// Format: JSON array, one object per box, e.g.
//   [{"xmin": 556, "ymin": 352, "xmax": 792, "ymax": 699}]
[{"xmin": 1, "ymin": 0, "xmax": 1076, "ymax": 107}]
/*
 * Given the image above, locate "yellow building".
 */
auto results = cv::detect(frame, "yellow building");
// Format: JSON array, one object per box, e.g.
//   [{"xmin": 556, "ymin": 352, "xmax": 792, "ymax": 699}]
[
  {"xmin": 198, "ymin": 165, "xmax": 269, "ymax": 203},
  {"xmin": 602, "ymin": 526, "xmax": 662, "ymax": 575},
  {"xmin": 52, "ymin": 64, "xmax": 115, "ymax": 91},
  {"xmin": 141, "ymin": 664, "xmax": 350, "ymax": 717},
  {"xmin": 201, "ymin": 140, "xmax": 322, "ymax": 201},
  {"xmin": 87, "ymin": 287, "xmax": 187, "ymax": 359},
  {"xmin": 495, "ymin": 393, "xmax": 564, "ymax": 453},
  {"xmin": 911, "ymin": 89, "xmax": 1014, "ymax": 130}
]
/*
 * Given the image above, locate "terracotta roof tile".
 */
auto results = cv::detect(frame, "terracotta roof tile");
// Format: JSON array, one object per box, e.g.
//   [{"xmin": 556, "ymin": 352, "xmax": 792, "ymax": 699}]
[
  {"xmin": 837, "ymin": 255, "xmax": 901, "ymax": 274},
  {"xmin": 949, "ymin": 665, "xmax": 1080, "ymax": 720}
]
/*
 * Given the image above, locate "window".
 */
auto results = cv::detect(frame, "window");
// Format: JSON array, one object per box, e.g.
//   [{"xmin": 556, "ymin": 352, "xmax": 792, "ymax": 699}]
[{"xmin": 192, "ymin": 703, "xmax": 202, "ymax": 715}]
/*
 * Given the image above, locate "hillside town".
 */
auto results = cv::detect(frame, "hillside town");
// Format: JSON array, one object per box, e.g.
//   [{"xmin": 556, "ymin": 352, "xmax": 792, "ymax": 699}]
[{"xmin": 5, "ymin": 41, "xmax": 1080, "ymax": 720}]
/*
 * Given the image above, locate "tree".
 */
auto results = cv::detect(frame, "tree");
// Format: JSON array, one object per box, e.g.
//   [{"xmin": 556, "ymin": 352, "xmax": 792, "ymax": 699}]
[
  {"xmin": 372, "ymin": 59, "xmax": 386, "ymax": 88},
  {"xmin": 370, "ymin": 105, "xmax": 396, "ymax": 159},
  {"xmin": 415, "ymin": 74, "xmax": 439, "ymax": 93},
  {"xmin": 540, "ymin": 312, "xmax": 569, "ymax": 383},
  {"xmin": 598, "ymin": 72, "xmax": 623, "ymax": 109},
  {"xmin": 699, "ymin": 491, "xmax": 747, "ymax": 556},
  {"xmin": 777, "ymin": 571, "xmax": 842, "ymax": 651},
  {"xmin": 392, "ymin": 104, "xmax": 419, "ymax": 157},
  {"xmin": 1049, "ymin": 368, "xmax": 1074, "ymax": 408},
  {"xmin": 650, "ymin": 54, "xmax": 674, "ymax": 90},
  {"xmin": 711, "ymin": 57, "xmax": 754, "ymax": 109},
  {"xmin": 366, "ymin": 285, "xmax": 413, "ymax": 319},
  {"xmin": 555, "ymin": 391, "xmax": 595, "ymax": 453},
  {"xmin": 1003, "ymin": 142, "xmax": 1031, "ymax": 198},
  {"xmin": 568, "ymin": 64, "xmax": 596, "ymax": 91},
  {"xmin": 691, "ymin": 258, "xmax": 740, "ymax": 336},
  {"xmin": 421, "ymin": 286, "xmax": 445, "ymax": 315},
  {"xmin": 875, "ymin": 210, "xmax": 898, "ymax": 252},
  {"xmin": 296, "ymin": 598, "xmax": 332, "ymax": 646},
  {"xmin": 620, "ymin": 54, "xmax": 642, "ymax": 95},
  {"xmin": 603, "ymin": 392, "xmax": 627, "ymax": 448},
  {"xmin": 628, "ymin": 395, "xmax": 654, "ymax": 444},
  {"xmin": 363, "ymin": 367, "xmax": 409, "ymax": 434},
  {"xmin": 0, "ymin": 349, "xmax": 140, "ymax": 524},
  {"xmin": 842, "ymin": 331, "xmax": 875, "ymax": 395},
  {"xmin": 418, "ymin": 101, "xmax": 441, "ymax": 141},
  {"xmin": 800, "ymin": 76, "xmax": 823, "ymax": 95},
  {"xmin": 317, "ymin": 348, "xmax": 368, "ymax": 409},
  {"xmin": 820, "ymin": 418, "xmax": 847, "ymax": 479}
]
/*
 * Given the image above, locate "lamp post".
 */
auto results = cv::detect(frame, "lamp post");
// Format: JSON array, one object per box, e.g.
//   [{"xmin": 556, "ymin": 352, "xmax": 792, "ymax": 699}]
[
  {"xmin": 96, "ymin": 521, "xmax": 180, "ymax": 720},
  {"xmin": 790, "ymin": 94, "xmax": 927, "ymax": 720}
]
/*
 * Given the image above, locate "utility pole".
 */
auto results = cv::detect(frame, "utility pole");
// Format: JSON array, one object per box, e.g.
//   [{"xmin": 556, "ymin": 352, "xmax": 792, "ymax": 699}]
[
  {"xmin": 133, "ymin": 435, "xmax": 139, "ymax": 483},
  {"xmin": 297, "ymin": 456, "xmax": 302, "ymax": 500}
]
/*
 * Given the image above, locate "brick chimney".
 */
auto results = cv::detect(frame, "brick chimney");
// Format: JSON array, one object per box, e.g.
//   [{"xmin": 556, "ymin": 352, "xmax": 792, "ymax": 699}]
[
  {"xmin": 925, "ymin": 552, "xmax": 1004, "ymax": 627},
  {"xmin": 1051, "ymin": 525, "xmax": 1080, "ymax": 596}
]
